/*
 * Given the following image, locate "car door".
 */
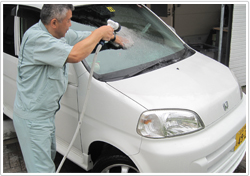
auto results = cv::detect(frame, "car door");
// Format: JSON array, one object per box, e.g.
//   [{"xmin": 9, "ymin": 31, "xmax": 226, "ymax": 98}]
[
  {"xmin": 3, "ymin": 4, "xmax": 40, "ymax": 117},
  {"xmin": 3, "ymin": 4, "xmax": 83, "ymax": 157},
  {"xmin": 3, "ymin": 5, "xmax": 23, "ymax": 118}
]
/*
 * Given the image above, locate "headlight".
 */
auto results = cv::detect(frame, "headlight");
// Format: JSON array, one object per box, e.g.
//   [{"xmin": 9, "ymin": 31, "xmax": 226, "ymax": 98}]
[{"xmin": 137, "ymin": 109, "xmax": 204, "ymax": 138}]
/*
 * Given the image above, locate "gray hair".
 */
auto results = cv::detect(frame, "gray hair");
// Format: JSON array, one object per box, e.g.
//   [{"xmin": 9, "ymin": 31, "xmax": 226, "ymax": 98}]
[{"xmin": 40, "ymin": 4, "xmax": 74, "ymax": 25}]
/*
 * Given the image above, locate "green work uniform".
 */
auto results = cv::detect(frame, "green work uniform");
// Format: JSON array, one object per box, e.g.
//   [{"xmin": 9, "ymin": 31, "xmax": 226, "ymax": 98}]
[{"xmin": 13, "ymin": 20, "xmax": 91, "ymax": 173}]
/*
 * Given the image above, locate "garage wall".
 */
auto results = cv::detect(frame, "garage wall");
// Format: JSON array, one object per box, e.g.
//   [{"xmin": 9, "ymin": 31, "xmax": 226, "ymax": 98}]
[
  {"xmin": 174, "ymin": 4, "xmax": 221, "ymax": 44},
  {"xmin": 229, "ymin": 4, "xmax": 246, "ymax": 86}
]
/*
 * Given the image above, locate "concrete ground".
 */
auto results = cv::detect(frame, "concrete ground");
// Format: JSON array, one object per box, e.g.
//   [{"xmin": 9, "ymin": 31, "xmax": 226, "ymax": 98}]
[{"xmin": 2, "ymin": 86, "xmax": 247, "ymax": 173}]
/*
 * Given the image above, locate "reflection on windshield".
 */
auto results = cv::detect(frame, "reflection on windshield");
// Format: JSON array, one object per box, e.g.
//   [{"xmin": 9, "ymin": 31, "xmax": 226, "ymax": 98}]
[{"xmin": 71, "ymin": 4, "xmax": 194, "ymax": 81}]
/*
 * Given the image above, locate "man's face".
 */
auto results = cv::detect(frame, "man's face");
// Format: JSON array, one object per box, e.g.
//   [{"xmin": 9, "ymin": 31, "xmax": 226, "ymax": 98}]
[{"xmin": 55, "ymin": 10, "xmax": 72, "ymax": 38}]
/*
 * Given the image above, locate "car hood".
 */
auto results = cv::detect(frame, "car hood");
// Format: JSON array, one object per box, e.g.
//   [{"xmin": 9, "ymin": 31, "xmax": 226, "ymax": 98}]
[{"xmin": 108, "ymin": 53, "xmax": 242, "ymax": 126}]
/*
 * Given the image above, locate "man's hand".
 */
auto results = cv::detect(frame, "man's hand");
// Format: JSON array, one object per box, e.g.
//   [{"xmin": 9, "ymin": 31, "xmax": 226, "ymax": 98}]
[
  {"xmin": 97, "ymin": 26, "xmax": 114, "ymax": 41},
  {"xmin": 114, "ymin": 35, "xmax": 133, "ymax": 49}
]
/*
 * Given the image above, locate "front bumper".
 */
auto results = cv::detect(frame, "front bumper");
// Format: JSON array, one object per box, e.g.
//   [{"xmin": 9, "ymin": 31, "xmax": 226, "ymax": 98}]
[{"xmin": 132, "ymin": 95, "xmax": 246, "ymax": 173}]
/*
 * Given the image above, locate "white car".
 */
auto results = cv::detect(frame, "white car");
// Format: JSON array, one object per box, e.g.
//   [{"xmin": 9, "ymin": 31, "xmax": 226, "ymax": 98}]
[{"xmin": 3, "ymin": 4, "xmax": 246, "ymax": 173}]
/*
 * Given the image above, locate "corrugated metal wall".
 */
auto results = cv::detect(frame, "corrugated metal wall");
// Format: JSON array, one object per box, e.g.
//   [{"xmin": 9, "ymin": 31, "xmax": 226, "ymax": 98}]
[{"xmin": 229, "ymin": 4, "xmax": 247, "ymax": 86}]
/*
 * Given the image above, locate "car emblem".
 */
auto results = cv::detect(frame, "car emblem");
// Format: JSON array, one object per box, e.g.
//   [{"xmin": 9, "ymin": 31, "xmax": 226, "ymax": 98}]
[{"xmin": 223, "ymin": 101, "xmax": 229, "ymax": 111}]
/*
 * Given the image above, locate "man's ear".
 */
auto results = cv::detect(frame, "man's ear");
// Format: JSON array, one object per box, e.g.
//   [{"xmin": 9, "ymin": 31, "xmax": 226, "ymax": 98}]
[{"xmin": 50, "ymin": 18, "xmax": 58, "ymax": 29}]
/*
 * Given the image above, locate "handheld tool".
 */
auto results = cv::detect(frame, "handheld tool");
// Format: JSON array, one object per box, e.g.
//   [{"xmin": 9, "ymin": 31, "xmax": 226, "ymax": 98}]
[{"xmin": 56, "ymin": 19, "xmax": 121, "ymax": 173}]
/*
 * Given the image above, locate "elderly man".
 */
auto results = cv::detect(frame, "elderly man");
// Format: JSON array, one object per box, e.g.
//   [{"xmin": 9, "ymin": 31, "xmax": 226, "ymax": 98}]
[{"xmin": 13, "ymin": 4, "xmax": 123, "ymax": 173}]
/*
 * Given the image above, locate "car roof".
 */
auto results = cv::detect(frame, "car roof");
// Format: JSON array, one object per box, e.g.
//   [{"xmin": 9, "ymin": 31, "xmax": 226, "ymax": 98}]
[{"xmin": 20, "ymin": 4, "xmax": 88, "ymax": 10}]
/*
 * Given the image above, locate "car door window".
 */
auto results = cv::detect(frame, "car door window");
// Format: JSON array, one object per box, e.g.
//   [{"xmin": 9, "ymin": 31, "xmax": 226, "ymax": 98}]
[
  {"xmin": 3, "ymin": 5, "xmax": 40, "ymax": 57},
  {"xmin": 17, "ymin": 5, "xmax": 40, "ymax": 42},
  {"xmin": 3, "ymin": 4, "xmax": 16, "ymax": 57}
]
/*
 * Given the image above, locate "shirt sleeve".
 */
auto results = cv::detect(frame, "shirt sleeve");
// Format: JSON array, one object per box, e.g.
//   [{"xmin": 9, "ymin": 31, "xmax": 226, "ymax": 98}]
[
  {"xmin": 65, "ymin": 29, "xmax": 92, "ymax": 46},
  {"xmin": 33, "ymin": 33, "xmax": 73, "ymax": 68}
]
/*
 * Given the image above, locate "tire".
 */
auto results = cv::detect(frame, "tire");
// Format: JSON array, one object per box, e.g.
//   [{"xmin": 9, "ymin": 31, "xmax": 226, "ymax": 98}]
[{"xmin": 93, "ymin": 154, "xmax": 139, "ymax": 173}]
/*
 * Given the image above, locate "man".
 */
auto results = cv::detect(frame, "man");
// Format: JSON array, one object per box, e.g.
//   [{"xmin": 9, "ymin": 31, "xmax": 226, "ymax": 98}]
[{"xmin": 13, "ymin": 4, "xmax": 123, "ymax": 173}]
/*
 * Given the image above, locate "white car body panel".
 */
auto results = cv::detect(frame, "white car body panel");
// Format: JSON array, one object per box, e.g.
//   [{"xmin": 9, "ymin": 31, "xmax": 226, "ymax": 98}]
[
  {"xmin": 3, "ymin": 53, "xmax": 18, "ymax": 119},
  {"xmin": 108, "ymin": 52, "xmax": 242, "ymax": 126},
  {"xmin": 77, "ymin": 65, "xmax": 145, "ymax": 155},
  {"xmin": 54, "ymin": 62, "xmax": 145, "ymax": 170}
]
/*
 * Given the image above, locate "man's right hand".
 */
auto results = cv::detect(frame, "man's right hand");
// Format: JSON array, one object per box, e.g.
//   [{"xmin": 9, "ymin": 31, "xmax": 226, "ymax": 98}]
[{"xmin": 97, "ymin": 25, "xmax": 114, "ymax": 41}]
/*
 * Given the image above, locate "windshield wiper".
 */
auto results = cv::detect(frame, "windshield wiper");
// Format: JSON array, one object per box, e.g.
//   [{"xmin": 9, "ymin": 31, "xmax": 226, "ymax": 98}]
[
  {"xmin": 89, "ymin": 45, "xmax": 195, "ymax": 82},
  {"xmin": 182, "ymin": 44, "xmax": 194, "ymax": 58},
  {"xmin": 125, "ymin": 58, "xmax": 175, "ymax": 78},
  {"xmin": 126, "ymin": 45, "xmax": 193, "ymax": 78}
]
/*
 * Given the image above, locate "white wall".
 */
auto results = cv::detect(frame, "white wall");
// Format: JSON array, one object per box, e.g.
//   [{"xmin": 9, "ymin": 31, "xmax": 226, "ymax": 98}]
[{"xmin": 229, "ymin": 4, "xmax": 247, "ymax": 86}]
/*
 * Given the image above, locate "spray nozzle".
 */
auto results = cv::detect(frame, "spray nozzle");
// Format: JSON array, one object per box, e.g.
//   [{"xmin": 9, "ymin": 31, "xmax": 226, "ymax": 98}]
[{"xmin": 107, "ymin": 19, "xmax": 121, "ymax": 32}]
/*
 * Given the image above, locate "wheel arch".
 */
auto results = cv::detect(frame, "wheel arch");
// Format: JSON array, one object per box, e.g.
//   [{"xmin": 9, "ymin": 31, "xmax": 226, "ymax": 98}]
[
  {"xmin": 88, "ymin": 140, "xmax": 140, "ymax": 173},
  {"xmin": 88, "ymin": 141, "xmax": 127, "ymax": 164}
]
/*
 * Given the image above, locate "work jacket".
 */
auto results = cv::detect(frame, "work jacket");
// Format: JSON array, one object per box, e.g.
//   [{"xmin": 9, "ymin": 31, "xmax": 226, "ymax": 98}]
[{"xmin": 14, "ymin": 20, "xmax": 91, "ymax": 120}]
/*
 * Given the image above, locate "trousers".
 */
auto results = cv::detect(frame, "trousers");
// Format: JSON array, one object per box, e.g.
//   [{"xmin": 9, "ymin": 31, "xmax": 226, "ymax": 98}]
[{"xmin": 13, "ymin": 115, "xmax": 56, "ymax": 173}]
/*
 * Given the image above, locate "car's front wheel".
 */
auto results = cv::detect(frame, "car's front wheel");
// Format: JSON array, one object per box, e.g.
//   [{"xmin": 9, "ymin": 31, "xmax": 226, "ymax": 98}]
[{"xmin": 92, "ymin": 154, "xmax": 139, "ymax": 173}]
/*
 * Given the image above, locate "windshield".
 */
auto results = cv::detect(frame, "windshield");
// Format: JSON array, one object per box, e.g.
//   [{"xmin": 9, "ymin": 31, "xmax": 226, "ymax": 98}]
[{"xmin": 71, "ymin": 4, "xmax": 194, "ymax": 81}]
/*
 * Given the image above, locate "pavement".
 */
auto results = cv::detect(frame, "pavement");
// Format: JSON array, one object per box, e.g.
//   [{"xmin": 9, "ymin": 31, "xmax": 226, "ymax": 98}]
[{"xmin": 2, "ymin": 86, "xmax": 247, "ymax": 174}]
